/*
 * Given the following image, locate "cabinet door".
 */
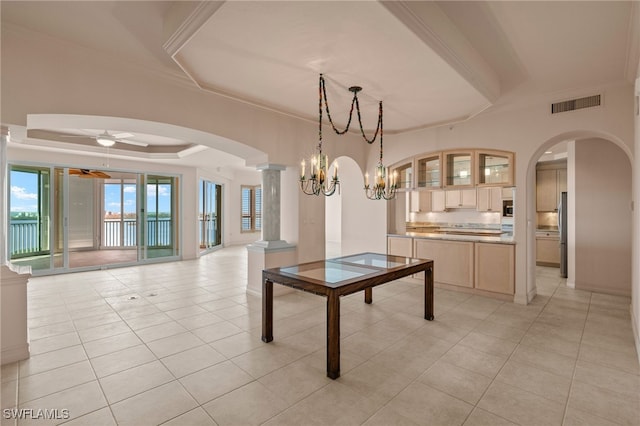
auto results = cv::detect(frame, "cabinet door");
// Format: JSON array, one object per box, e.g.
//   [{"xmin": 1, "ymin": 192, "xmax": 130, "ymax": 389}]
[
  {"xmin": 416, "ymin": 155, "xmax": 441, "ymax": 188},
  {"xmin": 475, "ymin": 243, "xmax": 514, "ymax": 294},
  {"xmin": 388, "ymin": 237, "xmax": 413, "ymax": 257},
  {"xmin": 557, "ymin": 168, "xmax": 567, "ymax": 204},
  {"xmin": 444, "ymin": 152, "xmax": 473, "ymax": 187},
  {"xmin": 410, "ymin": 191, "xmax": 432, "ymax": 213},
  {"xmin": 431, "ymin": 190, "xmax": 446, "ymax": 212},
  {"xmin": 414, "ymin": 239, "xmax": 474, "ymax": 287},
  {"xmin": 445, "ymin": 189, "xmax": 477, "ymax": 208},
  {"xmin": 536, "ymin": 237, "xmax": 560, "ymax": 266},
  {"xmin": 536, "ymin": 169, "xmax": 558, "ymax": 212},
  {"xmin": 445, "ymin": 190, "xmax": 461, "ymax": 208},
  {"xmin": 477, "ymin": 151, "xmax": 514, "ymax": 186},
  {"xmin": 477, "ymin": 187, "xmax": 502, "ymax": 212},
  {"xmin": 461, "ymin": 189, "xmax": 478, "ymax": 208}
]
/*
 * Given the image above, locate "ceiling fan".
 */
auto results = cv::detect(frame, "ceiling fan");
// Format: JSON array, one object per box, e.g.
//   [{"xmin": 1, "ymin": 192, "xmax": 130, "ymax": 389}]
[
  {"xmin": 69, "ymin": 168, "xmax": 111, "ymax": 179},
  {"xmin": 62, "ymin": 130, "xmax": 148, "ymax": 147}
]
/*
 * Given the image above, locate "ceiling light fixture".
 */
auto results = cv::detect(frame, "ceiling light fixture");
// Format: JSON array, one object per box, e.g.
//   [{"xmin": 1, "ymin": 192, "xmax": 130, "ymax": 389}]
[
  {"xmin": 96, "ymin": 132, "xmax": 116, "ymax": 147},
  {"xmin": 300, "ymin": 74, "xmax": 395, "ymax": 200}
]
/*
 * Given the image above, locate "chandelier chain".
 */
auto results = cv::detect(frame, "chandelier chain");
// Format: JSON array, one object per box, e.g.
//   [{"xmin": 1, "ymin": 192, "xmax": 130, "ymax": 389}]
[{"xmin": 319, "ymin": 74, "xmax": 381, "ymax": 145}]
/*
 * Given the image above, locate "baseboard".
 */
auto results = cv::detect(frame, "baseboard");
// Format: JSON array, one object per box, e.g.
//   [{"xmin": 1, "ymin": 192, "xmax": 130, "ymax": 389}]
[{"xmin": 1, "ymin": 343, "xmax": 29, "ymax": 365}]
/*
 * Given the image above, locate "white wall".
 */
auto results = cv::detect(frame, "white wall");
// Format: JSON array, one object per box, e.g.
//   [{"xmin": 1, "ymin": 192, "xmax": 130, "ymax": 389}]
[{"xmin": 574, "ymin": 138, "xmax": 632, "ymax": 295}]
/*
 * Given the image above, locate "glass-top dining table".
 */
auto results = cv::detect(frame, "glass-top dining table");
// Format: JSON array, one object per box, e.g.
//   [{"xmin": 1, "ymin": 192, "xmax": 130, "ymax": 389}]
[{"xmin": 261, "ymin": 252, "xmax": 434, "ymax": 379}]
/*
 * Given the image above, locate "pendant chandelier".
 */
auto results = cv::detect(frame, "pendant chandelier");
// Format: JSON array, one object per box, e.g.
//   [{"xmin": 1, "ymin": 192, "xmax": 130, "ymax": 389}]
[{"xmin": 300, "ymin": 74, "xmax": 396, "ymax": 200}]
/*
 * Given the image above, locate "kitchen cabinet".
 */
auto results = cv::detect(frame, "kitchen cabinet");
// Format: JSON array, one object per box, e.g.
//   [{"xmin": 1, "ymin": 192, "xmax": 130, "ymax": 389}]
[
  {"xmin": 391, "ymin": 161, "xmax": 413, "ymax": 191},
  {"xmin": 536, "ymin": 233, "xmax": 560, "ymax": 266},
  {"xmin": 476, "ymin": 187, "xmax": 502, "ymax": 212},
  {"xmin": 432, "ymin": 190, "xmax": 446, "ymax": 212},
  {"xmin": 536, "ymin": 162, "xmax": 567, "ymax": 212},
  {"xmin": 445, "ymin": 189, "xmax": 477, "ymax": 209},
  {"xmin": 387, "ymin": 236, "xmax": 413, "ymax": 258},
  {"xmin": 501, "ymin": 187, "xmax": 514, "ymax": 200},
  {"xmin": 416, "ymin": 154, "xmax": 441, "ymax": 188},
  {"xmin": 475, "ymin": 243, "xmax": 515, "ymax": 295},
  {"xmin": 410, "ymin": 190, "xmax": 446, "ymax": 213},
  {"xmin": 444, "ymin": 151, "xmax": 473, "ymax": 187},
  {"xmin": 414, "ymin": 239, "xmax": 474, "ymax": 288},
  {"xmin": 477, "ymin": 151, "xmax": 514, "ymax": 186},
  {"xmin": 409, "ymin": 191, "xmax": 426, "ymax": 213}
]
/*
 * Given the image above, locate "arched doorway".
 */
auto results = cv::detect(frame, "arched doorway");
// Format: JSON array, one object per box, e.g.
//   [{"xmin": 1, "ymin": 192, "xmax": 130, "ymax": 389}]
[
  {"xmin": 325, "ymin": 156, "xmax": 386, "ymax": 258},
  {"xmin": 526, "ymin": 132, "xmax": 633, "ymax": 300}
]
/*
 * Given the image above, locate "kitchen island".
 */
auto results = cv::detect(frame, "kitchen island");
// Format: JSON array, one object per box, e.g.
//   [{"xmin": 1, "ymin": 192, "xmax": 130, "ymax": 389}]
[{"xmin": 388, "ymin": 229, "xmax": 515, "ymax": 299}]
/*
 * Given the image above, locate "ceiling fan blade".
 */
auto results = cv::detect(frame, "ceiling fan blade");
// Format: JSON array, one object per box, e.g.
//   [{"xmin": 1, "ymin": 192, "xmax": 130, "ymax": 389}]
[
  {"xmin": 69, "ymin": 168, "xmax": 82, "ymax": 175},
  {"xmin": 115, "ymin": 139, "xmax": 148, "ymax": 147},
  {"xmin": 112, "ymin": 132, "xmax": 134, "ymax": 139},
  {"xmin": 91, "ymin": 171, "xmax": 111, "ymax": 179}
]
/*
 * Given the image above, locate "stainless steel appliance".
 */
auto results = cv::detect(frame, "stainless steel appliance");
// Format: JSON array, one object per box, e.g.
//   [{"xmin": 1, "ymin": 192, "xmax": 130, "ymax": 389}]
[
  {"xmin": 502, "ymin": 200, "xmax": 513, "ymax": 217},
  {"xmin": 559, "ymin": 192, "xmax": 568, "ymax": 278}
]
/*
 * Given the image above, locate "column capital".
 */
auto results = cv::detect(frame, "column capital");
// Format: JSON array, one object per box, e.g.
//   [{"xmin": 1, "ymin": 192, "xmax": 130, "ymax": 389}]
[{"xmin": 256, "ymin": 163, "xmax": 286, "ymax": 172}]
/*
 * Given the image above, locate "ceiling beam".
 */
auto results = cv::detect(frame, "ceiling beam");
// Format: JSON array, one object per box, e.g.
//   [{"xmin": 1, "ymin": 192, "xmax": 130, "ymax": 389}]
[{"xmin": 380, "ymin": 1, "xmax": 501, "ymax": 103}]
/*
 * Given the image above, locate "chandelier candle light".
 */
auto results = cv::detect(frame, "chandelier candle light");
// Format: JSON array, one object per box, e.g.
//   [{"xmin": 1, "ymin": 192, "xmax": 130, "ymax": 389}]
[{"xmin": 299, "ymin": 74, "xmax": 396, "ymax": 200}]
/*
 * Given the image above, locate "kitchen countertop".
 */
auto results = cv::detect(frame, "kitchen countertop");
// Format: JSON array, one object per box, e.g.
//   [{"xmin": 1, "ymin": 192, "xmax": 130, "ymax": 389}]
[{"xmin": 389, "ymin": 231, "xmax": 515, "ymax": 244}]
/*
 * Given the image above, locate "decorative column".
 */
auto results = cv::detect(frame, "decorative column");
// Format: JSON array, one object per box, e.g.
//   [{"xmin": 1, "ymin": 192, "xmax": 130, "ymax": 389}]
[
  {"xmin": 246, "ymin": 164, "xmax": 296, "ymax": 296},
  {"xmin": 1, "ymin": 126, "xmax": 31, "ymax": 364}
]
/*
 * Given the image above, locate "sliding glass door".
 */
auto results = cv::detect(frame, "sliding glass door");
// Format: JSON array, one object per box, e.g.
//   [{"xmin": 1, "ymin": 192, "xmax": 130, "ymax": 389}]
[
  {"xmin": 9, "ymin": 165, "xmax": 182, "ymax": 273},
  {"xmin": 144, "ymin": 175, "xmax": 179, "ymax": 260},
  {"xmin": 199, "ymin": 179, "xmax": 222, "ymax": 251},
  {"xmin": 8, "ymin": 166, "xmax": 52, "ymax": 271}
]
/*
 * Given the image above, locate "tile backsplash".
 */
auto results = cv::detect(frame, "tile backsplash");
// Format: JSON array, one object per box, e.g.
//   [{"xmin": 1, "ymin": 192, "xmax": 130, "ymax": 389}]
[
  {"xmin": 409, "ymin": 210, "xmax": 502, "ymax": 227},
  {"xmin": 537, "ymin": 212, "xmax": 559, "ymax": 229}
]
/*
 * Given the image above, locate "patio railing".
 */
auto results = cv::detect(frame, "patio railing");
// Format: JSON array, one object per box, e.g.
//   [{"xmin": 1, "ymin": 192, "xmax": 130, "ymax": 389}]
[{"xmin": 9, "ymin": 218, "xmax": 177, "ymax": 256}]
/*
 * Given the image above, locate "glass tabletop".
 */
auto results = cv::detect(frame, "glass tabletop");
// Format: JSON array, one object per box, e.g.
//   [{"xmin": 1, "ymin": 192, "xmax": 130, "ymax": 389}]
[
  {"xmin": 334, "ymin": 252, "xmax": 419, "ymax": 269},
  {"xmin": 280, "ymin": 262, "xmax": 374, "ymax": 284}
]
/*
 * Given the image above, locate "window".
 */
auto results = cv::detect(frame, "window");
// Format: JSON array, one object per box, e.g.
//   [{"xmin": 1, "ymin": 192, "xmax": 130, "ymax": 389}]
[
  {"xmin": 241, "ymin": 185, "xmax": 261, "ymax": 232},
  {"xmin": 199, "ymin": 179, "xmax": 222, "ymax": 250}
]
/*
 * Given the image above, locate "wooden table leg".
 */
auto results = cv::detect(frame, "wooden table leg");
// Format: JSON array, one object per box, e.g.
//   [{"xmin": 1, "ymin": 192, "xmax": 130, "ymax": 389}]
[
  {"xmin": 326, "ymin": 291, "xmax": 340, "ymax": 379},
  {"xmin": 364, "ymin": 288, "xmax": 372, "ymax": 304},
  {"xmin": 424, "ymin": 264, "xmax": 434, "ymax": 321},
  {"xmin": 262, "ymin": 277, "xmax": 274, "ymax": 342}
]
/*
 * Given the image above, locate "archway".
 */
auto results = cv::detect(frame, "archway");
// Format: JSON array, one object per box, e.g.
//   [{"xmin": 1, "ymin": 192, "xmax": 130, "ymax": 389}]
[
  {"xmin": 325, "ymin": 156, "xmax": 386, "ymax": 258},
  {"xmin": 525, "ymin": 131, "xmax": 633, "ymax": 300}
]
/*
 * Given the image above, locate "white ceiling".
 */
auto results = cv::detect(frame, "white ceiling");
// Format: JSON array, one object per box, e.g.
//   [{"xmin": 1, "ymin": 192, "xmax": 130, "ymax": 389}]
[{"xmin": 2, "ymin": 1, "xmax": 638, "ymax": 170}]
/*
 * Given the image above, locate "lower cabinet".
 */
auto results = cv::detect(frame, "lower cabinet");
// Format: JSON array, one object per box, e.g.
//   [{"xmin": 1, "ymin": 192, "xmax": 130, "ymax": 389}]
[
  {"xmin": 387, "ymin": 236, "xmax": 413, "ymax": 258},
  {"xmin": 475, "ymin": 243, "xmax": 515, "ymax": 295},
  {"xmin": 536, "ymin": 236, "xmax": 560, "ymax": 266},
  {"xmin": 414, "ymin": 239, "xmax": 474, "ymax": 288},
  {"xmin": 388, "ymin": 236, "xmax": 515, "ymax": 296}
]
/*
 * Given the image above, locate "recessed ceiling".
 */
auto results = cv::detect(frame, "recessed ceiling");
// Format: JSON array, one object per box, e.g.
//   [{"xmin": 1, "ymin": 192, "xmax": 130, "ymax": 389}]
[{"xmin": 172, "ymin": 1, "xmax": 491, "ymax": 132}]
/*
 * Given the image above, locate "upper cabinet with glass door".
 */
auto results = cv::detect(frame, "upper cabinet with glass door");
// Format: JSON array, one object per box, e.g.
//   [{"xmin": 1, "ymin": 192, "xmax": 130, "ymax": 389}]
[
  {"xmin": 477, "ymin": 150, "xmax": 514, "ymax": 187},
  {"xmin": 390, "ymin": 161, "xmax": 413, "ymax": 191},
  {"xmin": 416, "ymin": 154, "xmax": 441, "ymax": 188},
  {"xmin": 444, "ymin": 151, "xmax": 473, "ymax": 187}
]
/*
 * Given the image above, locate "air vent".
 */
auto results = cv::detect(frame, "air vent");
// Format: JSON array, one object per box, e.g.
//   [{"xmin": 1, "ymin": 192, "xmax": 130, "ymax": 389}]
[{"xmin": 551, "ymin": 95, "xmax": 601, "ymax": 114}]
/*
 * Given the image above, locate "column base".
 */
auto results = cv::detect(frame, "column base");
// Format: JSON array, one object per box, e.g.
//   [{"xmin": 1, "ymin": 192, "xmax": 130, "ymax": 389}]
[{"xmin": 247, "ymin": 241, "xmax": 297, "ymax": 297}]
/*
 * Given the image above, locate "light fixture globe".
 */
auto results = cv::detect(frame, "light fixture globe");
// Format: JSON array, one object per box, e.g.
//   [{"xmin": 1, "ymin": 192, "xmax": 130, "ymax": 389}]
[{"xmin": 96, "ymin": 132, "xmax": 116, "ymax": 147}]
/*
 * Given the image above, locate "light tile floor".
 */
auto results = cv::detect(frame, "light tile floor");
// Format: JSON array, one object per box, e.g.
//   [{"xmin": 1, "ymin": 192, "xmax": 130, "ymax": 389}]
[{"xmin": 2, "ymin": 246, "xmax": 639, "ymax": 425}]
